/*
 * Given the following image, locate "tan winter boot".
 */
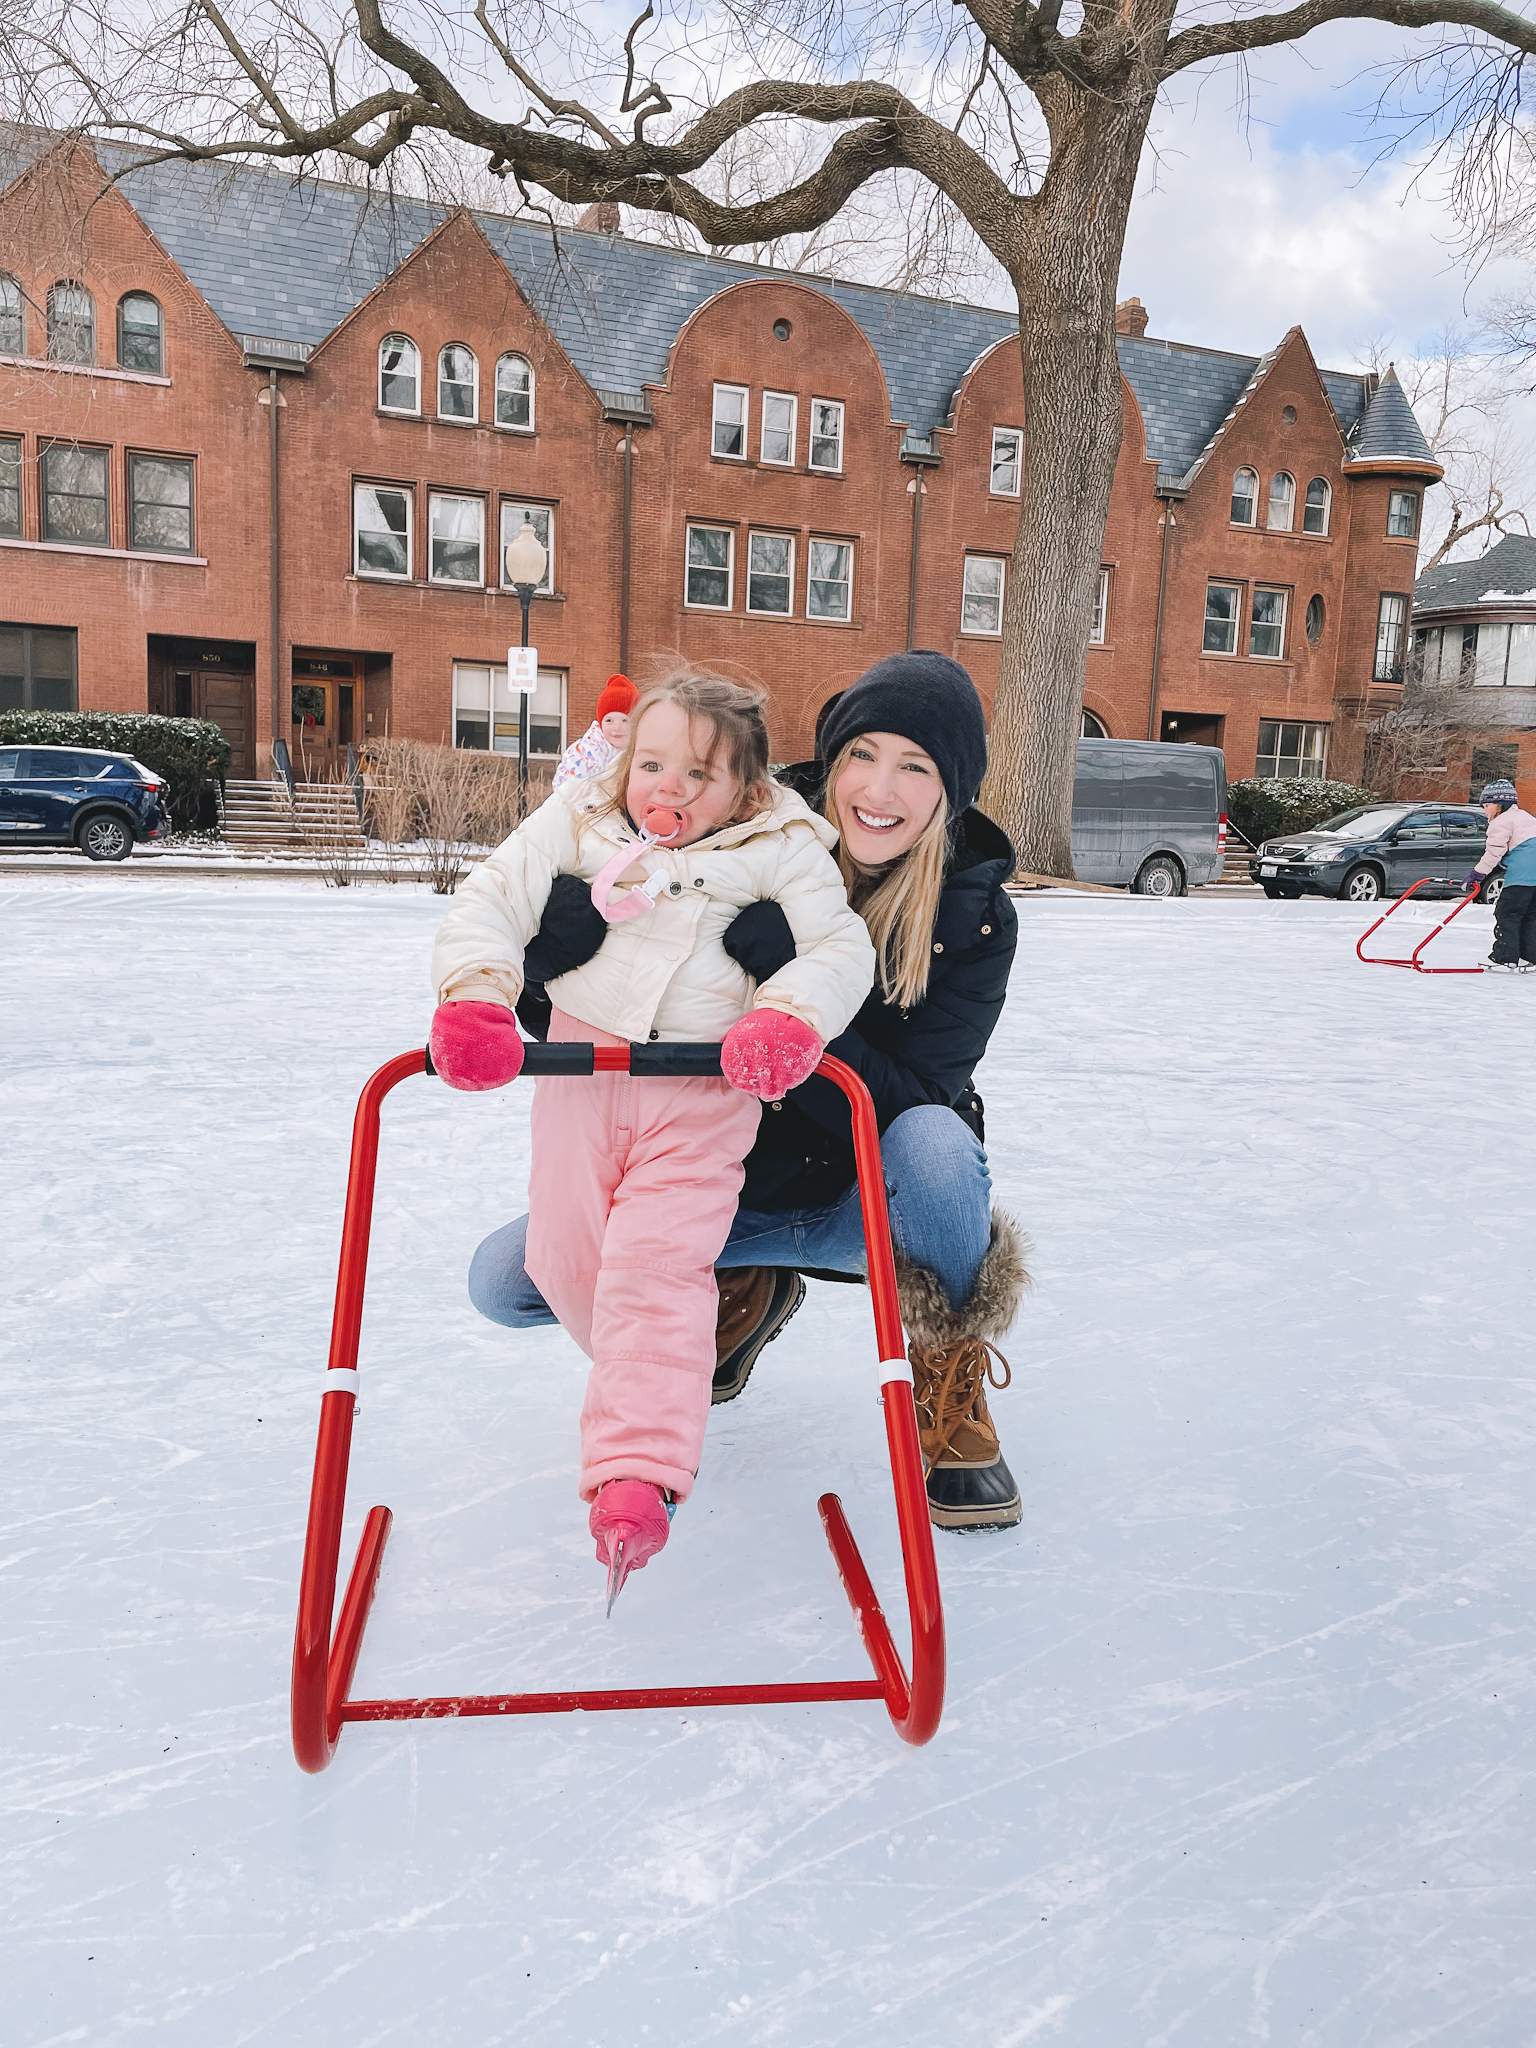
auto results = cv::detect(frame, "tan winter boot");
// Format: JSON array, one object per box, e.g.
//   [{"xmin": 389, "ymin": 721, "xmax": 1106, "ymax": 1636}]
[
  {"xmin": 898, "ymin": 1212, "xmax": 1030, "ymax": 1531},
  {"xmin": 712, "ymin": 1267, "xmax": 806, "ymax": 1405}
]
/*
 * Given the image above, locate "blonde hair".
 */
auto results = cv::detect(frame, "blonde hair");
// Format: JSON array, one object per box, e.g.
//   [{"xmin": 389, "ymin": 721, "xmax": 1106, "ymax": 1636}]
[
  {"xmin": 824, "ymin": 738, "xmax": 950, "ymax": 1010},
  {"xmin": 587, "ymin": 667, "xmax": 771, "ymax": 832}
]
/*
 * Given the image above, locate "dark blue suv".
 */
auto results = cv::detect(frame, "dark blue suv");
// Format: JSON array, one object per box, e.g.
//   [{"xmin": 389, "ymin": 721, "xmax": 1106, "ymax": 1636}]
[
  {"xmin": 0, "ymin": 744, "xmax": 170, "ymax": 861},
  {"xmin": 1249, "ymin": 801, "xmax": 1503, "ymax": 905}
]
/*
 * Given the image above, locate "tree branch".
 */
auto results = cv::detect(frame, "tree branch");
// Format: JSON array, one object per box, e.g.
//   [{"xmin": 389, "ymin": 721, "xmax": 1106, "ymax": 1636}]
[{"xmin": 1163, "ymin": 0, "xmax": 1536, "ymax": 78}]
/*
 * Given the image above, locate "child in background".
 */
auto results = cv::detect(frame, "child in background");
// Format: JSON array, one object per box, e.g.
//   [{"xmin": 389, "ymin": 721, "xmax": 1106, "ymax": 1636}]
[
  {"xmin": 430, "ymin": 672, "xmax": 875, "ymax": 1601},
  {"xmin": 1461, "ymin": 777, "xmax": 1536, "ymax": 971},
  {"xmin": 553, "ymin": 674, "xmax": 638, "ymax": 788}
]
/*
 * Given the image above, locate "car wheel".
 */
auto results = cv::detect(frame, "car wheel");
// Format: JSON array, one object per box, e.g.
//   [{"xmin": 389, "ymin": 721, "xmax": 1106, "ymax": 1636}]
[
  {"xmin": 1342, "ymin": 865, "xmax": 1382, "ymax": 904},
  {"xmin": 1132, "ymin": 855, "xmax": 1183, "ymax": 898},
  {"xmin": 80, "ymin": 813, "xmax": 133, "ymax": 863},
  {"xmin": 1483, "ymin": 875, "xmax": 1504, "ymax": 909}
]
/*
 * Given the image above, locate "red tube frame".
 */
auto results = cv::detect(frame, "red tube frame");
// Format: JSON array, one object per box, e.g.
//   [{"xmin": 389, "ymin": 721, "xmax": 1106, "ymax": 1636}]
[
  {"xmin": 291, "ymin": 1047, "xmax": 945, "ymax": 1772},
  {"xmin": 1354, "ymin": 876, "xmax": 1431, "ymax": 966},
  {"xmin": 1410, "ymin": 884, "xmax": 1487, "ymax": 974}
]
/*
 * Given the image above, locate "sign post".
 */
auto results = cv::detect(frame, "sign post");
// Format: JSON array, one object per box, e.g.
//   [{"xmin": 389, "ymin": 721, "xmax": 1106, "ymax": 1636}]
[{"xmin": 508, "ymin": 645, "xmax": 537, "ymax": 821}]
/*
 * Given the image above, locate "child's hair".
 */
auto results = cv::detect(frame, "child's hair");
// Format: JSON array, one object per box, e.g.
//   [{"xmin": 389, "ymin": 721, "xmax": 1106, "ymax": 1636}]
[
  {"xmin": 823, "ymin": 737, "xmax": 950, "ymax": 1011},
  {"xmin": 588, "ymin": 667, "xmax": 772, "ymax": 828}
]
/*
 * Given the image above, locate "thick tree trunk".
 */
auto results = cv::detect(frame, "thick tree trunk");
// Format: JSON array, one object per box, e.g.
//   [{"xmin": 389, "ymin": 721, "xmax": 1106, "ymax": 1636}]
[{"xmin": 978, "ymin": 85, "xmax": 1159, "ymax": 877}]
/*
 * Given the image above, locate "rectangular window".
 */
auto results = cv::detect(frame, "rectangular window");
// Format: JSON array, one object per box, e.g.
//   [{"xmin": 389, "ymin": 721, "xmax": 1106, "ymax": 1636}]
[
  {"xmin": 1090, "ymin": 567, "xmax": 1109, "ymax": 645},
  {"xmin": 499, "ymin": 502, "xmax": 553, "ymax": 595},
  {"xmin": 712, "ymin": 383, "xmax": 748, "ymax": 459},
  {"xmin": 1387, "ymin": 490, "xmax": 1419, "ymax": 539},
  {"xmin": 807, "ymin": 538, "xmax": 853, "ymax": 621},
  {"xmin": 429, "ymin": 493, "xmax": 484, "ymax": 584},
  {"xmin": 1255, "ymin": 720, "xmax": 1328, "ymax": 780},
  {"xmin": 0, "ymin": 436, "xmax": 19, "ymax": 537},
  {"xmin": 809, "ymin": 399, "xmax": 844, "ymax": 473},
  {"xmin": 1506, "ymin": 622, "xmax": 1536, "ymax": 692},
  {"xmin": 1202, "ymin": 580, "xmax": 1241, "ymax": 655},
  {"xmin": 685, "ymin": 524, "xmax": 732, "ymax": 608},
  {"xmin": 127, "ymin": 453, "xmax": 193, "ymax": 554},
  {"xmin": 961, "ymin": 555, "xmax": 1005, "ymax": 636},
  {"xmin": 0, "ymin": 623, "xmax": 78, "ymax": 712},
  {"xmin": 746, "ymin": 531, "xmax": 794, "ymax": 615},
  {"xmin": 40, "ymin": 443, "xmax": 108, "ymax": 545},
  {"xmin": 990, "ymin": 427, "xmax": 1022, "ymax": 496},
  {"xmin": 1375, "ymin": 592, "xmax": 1409, "ymax": 680},
  {"xmin": 453, "ymin": 662, "xmax": 566, "ymax": 757},
  {"xmin": 1249, "ymin": 586, "xmax": 1287, "ymax": 659},
  {"xmin": 760, "ymin": 391, "xmax": 797, "ymax": 466},
  {"xmin": 353, "ymin": 484, "xmax": 412, "ymax": 579}
]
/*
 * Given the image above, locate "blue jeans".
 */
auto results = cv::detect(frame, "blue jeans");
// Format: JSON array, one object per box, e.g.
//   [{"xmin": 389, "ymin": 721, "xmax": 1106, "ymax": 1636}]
[{"xmin": 468, "ymin": 1104, "xmax": 993, "ymax": 1330}]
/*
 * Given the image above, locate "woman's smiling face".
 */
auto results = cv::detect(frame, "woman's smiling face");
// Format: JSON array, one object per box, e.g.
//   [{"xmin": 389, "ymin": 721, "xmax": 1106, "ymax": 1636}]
[{"xmin": 832, "ymin": 731, "xmax": 945, "ymax": 865}]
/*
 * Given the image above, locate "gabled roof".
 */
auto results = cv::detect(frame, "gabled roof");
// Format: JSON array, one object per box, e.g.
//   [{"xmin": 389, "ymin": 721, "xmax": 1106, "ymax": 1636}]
[
  {"xmin": 1344, "ymin": 366, "xmax": 1437, "ymax": 466},
  {"xmin": 1414, "ymin": 532, "xmax": 1536, "ymax": 614}
]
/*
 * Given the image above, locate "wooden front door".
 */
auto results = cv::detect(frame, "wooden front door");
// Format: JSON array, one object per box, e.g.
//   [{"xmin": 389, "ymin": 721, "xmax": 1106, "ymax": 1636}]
[
  {"xmin": 197, "ymin": 670, "xmax": 255, "ymax": 779},
  {"xmin": 291, "ymin": 679, "xmax": 339, "ymax": 781}
]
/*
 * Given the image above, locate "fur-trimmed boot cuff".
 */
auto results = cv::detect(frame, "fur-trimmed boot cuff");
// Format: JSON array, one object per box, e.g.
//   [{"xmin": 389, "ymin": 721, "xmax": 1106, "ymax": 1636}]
[{"xmin": 894, "ymin": 1208, "xmax": 1030, "ymax": 1348}]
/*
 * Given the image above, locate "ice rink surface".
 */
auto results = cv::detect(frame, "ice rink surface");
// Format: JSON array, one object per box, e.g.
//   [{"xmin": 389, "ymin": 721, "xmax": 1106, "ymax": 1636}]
[{"xmin": 3, "ymin": 876, "xmax": 1533, "ymax": 2047}]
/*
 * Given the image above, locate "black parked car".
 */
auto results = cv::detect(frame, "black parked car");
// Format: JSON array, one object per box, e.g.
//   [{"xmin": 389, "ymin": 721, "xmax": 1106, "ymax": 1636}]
[
  {"xmin": 1249, "ymin": 801, "xmax": 1505, "ymax": 906},
  {"xmin": 0, "ymin": 745, "xmax": 170, "ymax": 861}
]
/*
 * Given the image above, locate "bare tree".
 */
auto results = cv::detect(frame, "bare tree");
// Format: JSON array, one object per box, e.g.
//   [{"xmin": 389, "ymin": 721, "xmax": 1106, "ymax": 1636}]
[
  {"xmin": 1363, "ymin": 628, "xmax": 1507, "ymax": 795},
  {"xmin": 10, "ymin": 0, "xmax": 1536, "ymax": 875}
]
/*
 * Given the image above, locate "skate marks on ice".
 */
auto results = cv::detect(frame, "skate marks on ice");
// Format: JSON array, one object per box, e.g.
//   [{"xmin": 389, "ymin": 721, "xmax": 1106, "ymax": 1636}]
[{"xmin": 2, "ymin": 882, "xmax": 1534, "ymax": 2046}]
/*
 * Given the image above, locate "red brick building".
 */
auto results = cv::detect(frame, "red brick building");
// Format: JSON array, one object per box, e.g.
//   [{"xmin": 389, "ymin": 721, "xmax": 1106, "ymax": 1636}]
[{"xmin": 2, "ymin": 139, "xmax": 1441, "ymax": 788}]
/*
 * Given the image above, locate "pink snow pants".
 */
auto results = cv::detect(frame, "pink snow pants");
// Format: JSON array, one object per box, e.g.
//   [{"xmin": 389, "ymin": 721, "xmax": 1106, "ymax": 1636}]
[{"xmin": 524, "ymin": 1008, "xmax": 762, "ymax": 1503}]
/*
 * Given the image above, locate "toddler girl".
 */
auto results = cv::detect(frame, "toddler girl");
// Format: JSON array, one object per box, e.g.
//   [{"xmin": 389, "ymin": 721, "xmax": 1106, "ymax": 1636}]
[
  {"xmin": 430, "ymin": 672, "xmax": 875, "ymax": 1600},
  {"xmin": 552, "ymin": 673, "xmax": 638, "ymax": 788}
]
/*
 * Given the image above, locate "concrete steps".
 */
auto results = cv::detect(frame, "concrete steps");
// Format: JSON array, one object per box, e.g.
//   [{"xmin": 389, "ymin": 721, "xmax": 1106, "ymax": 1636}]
[{"xmin": 221, "ymin": 779, "xmax": 366, "ymax": 851}]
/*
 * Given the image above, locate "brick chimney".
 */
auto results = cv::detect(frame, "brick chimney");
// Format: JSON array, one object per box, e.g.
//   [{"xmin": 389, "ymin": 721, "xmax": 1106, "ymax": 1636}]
[
  {"xmin": 577, "ymin": 201, "xmax": 621, "ymax": 234},
  {"xmin": 1115, "ymin": 296, "xmax": 1149, "ymax": 338}
]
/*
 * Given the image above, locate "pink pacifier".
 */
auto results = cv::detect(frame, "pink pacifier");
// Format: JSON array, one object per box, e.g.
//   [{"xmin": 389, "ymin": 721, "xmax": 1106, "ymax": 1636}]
[{"xmin": 590, "ymin": 805, "xmax": 688, "ymax": 923}]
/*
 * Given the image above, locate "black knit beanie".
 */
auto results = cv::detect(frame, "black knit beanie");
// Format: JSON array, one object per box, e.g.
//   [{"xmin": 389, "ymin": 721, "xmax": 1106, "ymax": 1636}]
[{"xmin": 816, "ymin": 652, "xmax": 988, "ymax": 819}]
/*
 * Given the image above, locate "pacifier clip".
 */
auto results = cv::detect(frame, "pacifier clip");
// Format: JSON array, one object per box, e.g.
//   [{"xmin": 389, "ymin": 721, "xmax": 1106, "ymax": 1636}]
[{"xmin": 589, "ymin": 805, "xmax": 687, "ymax": 924}]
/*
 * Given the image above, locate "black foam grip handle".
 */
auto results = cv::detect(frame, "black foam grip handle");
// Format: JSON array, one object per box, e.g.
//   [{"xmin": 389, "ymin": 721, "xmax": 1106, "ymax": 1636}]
[
  {"xmin": 520, "ymin": 1042, "xmax": 598, "ymax": 1075},
  {"xmin": 630, "ymin": 1042, "xmax": 724, "ymax": 1076}
]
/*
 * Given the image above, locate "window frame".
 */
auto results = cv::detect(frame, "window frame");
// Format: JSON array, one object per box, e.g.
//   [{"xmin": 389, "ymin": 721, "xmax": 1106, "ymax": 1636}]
[
  {"xmin": 39, "ymin": 440, "xmax": 110, "ymax": 546},
  {"xmin": 808, "ymin": 398, "xmax": 845, "ymax": 474},
  {"xmin": 1302, "ymin": 476, "xmax": 1331, "ymax": 537},
  {"xmin": 352, "ymin": 481, "xmax": 414, "ymax": 581},
  {"xmin": 990, "ymin": 426, "xmax": 1023, "ymax": 498},
  {"xmin": 807, "ymin": 536, "xmax": 854, "ymax": 621},
  {"xmin": 378, "ymin": 334, "xmax": 420, "ymax": 415},
  {"xmin": 498, "ymin": 501, "xmax": 554, "ymax": 595},
  {"xmin": 1267, "ymin": 471, "xmax": 1296, "ymax": 532},
  {"xmin": 1202, "ymin": 579, "xmax": 1242, "ymax": 655},
  {"xmin": 116, "ymin": 293, "xmax": 163, "ymax": 375},
  {"xmin": 126, "ymin": 450, "xmax": 194, "ymax": 555},
  {"xmin": 453, "ymin": 661, "xmax": 567, "ymax": 758},
  {"xmin": 1248, "ymin": 585, "xmax": 1288, "ymax": 660},
  {"xmin": 759, "ymin": 390, "xmax": 797, "ymax": 467},
  {"xmin": 0, "ymin": 435, "xmax": 20, "ymax": 538},
  {"xmin": 427, "ymin": 489, "xmax": 485, "ymax": 586},
  {"xmin": 494, "ymin": 351, "xmax": 534, "ymax": 432},
  {"xmin": 0, "ymin": 624, "xmax": 79, "ymax": 714},
  {"xmin": 1386, "ymin": 489, "xmax": 1420, "ymax": 539},
  {"xmin": 436, "ymin": 343, "xmax": 479, "ymax": 423},
  {"xmin": 1255, "ymin": 718, "xmax": 1330, "ymax": 781},
  {"xmin": 745, "ymin": 529, "xmax": 795, "ymax": 616},
  {"xmin": 684, "ymin": 523, "xmax": 734, "ymax": 610},
  {"xmin": 960, "ymin": 553, "xmax": 1006, "ymax": 638},
  {"xmin": 711, "ymin": 382, "xmax": 749, "ymax": 461},
  {"xmin": 1375, "ymin": 591, "xmax": 1410, "ymax": 681},
  {"xmin": 0, "ymin": 273, "xmax": 23, "ymax": 356},
  {"xmin": 1090, "ymin": 567, "xmax": 1110, "ymax": 645},
  {"xmin": 46, "ymin": 280, "xmax": 95, "ymax": 367},
  {"xmin": 1231, "ymin": 467, "xmax": 1259, "ymax": 527}
]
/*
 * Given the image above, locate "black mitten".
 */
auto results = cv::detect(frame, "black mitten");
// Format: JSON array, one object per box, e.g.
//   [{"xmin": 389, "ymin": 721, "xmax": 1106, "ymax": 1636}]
[
  {"xmin": 722, "ymin": 899, "xmax": 797, "ymax": 983},
  {"xmin": 524, "ymin": 872, "xmax": 609, "ymax": 982}
]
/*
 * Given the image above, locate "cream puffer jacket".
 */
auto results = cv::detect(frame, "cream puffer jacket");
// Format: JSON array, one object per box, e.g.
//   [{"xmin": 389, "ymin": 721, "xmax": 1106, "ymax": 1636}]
[{"xmin": 432, "ymin": 769, "xmax": 877, "ymax": 1046}]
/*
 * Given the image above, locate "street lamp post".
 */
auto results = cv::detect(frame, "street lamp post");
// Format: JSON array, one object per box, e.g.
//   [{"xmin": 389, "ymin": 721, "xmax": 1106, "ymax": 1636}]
[{"xmin": 504, "ymin": 513, "xmax": 548, "ymax": 821}]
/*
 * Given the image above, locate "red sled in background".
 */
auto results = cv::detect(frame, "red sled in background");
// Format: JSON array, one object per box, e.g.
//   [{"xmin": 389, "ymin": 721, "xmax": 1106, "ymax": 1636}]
[{"xmin": 291, "ymin": 1041, "xmax": 946, "ymax": 1773}]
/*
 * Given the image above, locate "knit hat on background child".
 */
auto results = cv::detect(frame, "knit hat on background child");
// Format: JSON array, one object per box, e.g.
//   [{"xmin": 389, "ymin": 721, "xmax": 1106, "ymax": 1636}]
[
  {"xmin": 1480, "ymin": 779, "xmax": 1519, "ymax": 810},
  {"xmin": 817, "ymin": 651, "xmax": 988, "ymax": 819},
  {"xmin": 596, "ymin": 674, "xmax": 638, "ymax": 722}
]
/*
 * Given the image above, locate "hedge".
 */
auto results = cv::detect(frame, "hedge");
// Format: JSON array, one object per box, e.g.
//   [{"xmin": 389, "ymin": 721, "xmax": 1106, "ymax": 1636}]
[
  {"xmin": 0, "ymin": 711, "xmax": 230, "ymax": 827},
  {"xmin": 1226, "ymin": 777, "xmax": 1379, "ymax": 848}
]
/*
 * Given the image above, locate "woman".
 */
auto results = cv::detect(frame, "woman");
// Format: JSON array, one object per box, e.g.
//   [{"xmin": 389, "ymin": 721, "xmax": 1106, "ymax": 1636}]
[{"xmin": 470, "ymin": 651, "xmax": 1027, "ymax": 1530}]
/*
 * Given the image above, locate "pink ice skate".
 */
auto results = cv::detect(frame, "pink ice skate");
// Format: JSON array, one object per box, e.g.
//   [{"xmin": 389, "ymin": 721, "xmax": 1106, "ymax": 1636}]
[{"xmin": 590, "ymin": 1479, "xmax": 673, "ymax": 1615}]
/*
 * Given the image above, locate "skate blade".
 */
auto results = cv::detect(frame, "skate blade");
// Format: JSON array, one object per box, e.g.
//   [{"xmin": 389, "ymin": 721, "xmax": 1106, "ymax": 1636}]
[{"xmin": 605, "ymin": 1538, "xmax": 632, "ymax": 1618}]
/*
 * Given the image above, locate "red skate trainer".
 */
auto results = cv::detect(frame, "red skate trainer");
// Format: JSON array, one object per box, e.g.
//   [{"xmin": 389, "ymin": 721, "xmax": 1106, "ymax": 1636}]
[{"xmin": 590, "ymin": 1479, "xmax": 672, "ymax": 1614}]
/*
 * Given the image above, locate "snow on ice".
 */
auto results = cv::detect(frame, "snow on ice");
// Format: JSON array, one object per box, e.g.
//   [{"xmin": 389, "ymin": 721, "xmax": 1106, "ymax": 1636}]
[{"xmin": 2, "ymin": 875, "xmax": 1533, "ymax": 2046}]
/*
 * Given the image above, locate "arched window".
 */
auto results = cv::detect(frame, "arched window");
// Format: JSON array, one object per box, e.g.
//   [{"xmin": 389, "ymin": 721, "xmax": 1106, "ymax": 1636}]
[
  {"xmin": 495, "ymin": 352, "xmax": 533, "ymax": 429},
  {"xmin": 0, "ymin": 273, "xmax": 23, "ymax": 356},
  {"xmin": 378, "ymin": 334, "xmax": 419, "ymax": 412},
  {"xmin": 438, "ymin": 343, "xmax": 478, "ymax": 421},
  {"xmin": 1267, "ymin": 471, "xmax": 1295, "ymax": 532},
  {"xmin": 1231, "ymin": 467, "xmax": 1258, "ymax": 526},
  {"xmin": 47, "ymin": 280, "xmax": 95, "ymax": 366},
  {"xmin": 1081, "ymin": 708, "xmax": 1109, "ymax": 739},
  {"xmin": 117, "ymin": 293, "xmax": 163, "ymax": 374},
  {"xmin": 1303, "ymin": 477, "xmax": 1330, "ymax": 536}
]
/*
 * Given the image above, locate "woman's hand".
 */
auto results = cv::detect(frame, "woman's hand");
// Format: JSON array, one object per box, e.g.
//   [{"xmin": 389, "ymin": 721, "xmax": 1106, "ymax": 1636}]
[
  {"xmin": 524, "ymin": 872, "xmax": 609, "ymax": 982},
  {"xmin": 430, "ymin": 1001, "xmax": 527, "ymax": 1091},
  {"xmin": 721, "ymin": 1009, "xmax": 824, "ymax": 1101},
  {"xmin": 722, "ymin": 899, "xmax": 797, "ymax": 983}
]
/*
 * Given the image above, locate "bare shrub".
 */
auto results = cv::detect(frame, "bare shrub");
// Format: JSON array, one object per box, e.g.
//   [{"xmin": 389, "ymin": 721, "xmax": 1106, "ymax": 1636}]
[
  {"xmin": 297, "ymin": 772, "xmax": 367, "ymax": 888},
  {"xmin": 359, "ymin": 740, "xmax": 553, "ymax": 891}
]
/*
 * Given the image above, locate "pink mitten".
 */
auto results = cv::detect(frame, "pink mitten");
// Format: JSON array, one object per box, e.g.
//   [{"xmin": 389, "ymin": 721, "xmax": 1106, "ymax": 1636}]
[
  {"xmin": 721, "ymin": 1009, "xmax": 824, "ymax": 1101},
  {"xmin": 429, "ymin": 1001, "xmax": 526, "ymax": 1091}
]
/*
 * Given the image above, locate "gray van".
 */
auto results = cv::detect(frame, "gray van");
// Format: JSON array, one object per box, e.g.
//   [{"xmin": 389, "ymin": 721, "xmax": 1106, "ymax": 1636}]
[{"xmin": 1072, "ymin": 740, "xmax": 1227, "ymax": 895}]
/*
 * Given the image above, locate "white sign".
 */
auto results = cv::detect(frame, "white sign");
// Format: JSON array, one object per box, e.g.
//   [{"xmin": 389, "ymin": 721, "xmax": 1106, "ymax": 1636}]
[{"xmin": 507, "ymin": 646, "xmax": 538, "ymax": 685}]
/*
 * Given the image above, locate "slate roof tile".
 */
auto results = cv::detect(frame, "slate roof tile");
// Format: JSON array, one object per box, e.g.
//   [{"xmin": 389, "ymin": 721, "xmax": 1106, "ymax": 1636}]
[{"xmin": 1414, "ymin": 532, "xmax": 1536, "ymax": 613}]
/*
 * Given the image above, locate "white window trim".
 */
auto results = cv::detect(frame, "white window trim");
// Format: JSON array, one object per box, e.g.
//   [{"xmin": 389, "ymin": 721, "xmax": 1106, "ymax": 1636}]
[
  {"xmin": 712, "ymin": 382, "xmax": 749, "ymax": 461},
  {"xmin": 1203, "ymin": 579, "xmax": 1243, "ymax": 656},
  {"xmin": 960, "ymin": 554, "xmax": 1006, "ymax": 638},
  {"xmin": 377, "ymin": 335, "xmax": 420, "ymax": 416},
  {"xmin": 990, "ymin": 426, "xmax": 1022, "ymax": 498},
  {"xmin": 1302, "ymin": 477, "xmax": 1331, "ymax": 537},
  {"xmin": 494, "ymin": 351, "xmax": 536, "ymax": 433},
  {"xmin": 807, "ymin": 536, "xmax": 854, "ymax": 623},
  {"xmin": 808, "ymin": 398, "xmax": 845, "ymax": 474},
  {"xmin": 1387, "ymin": 490, "xmax": 1420, "ymax": 539},
  {"xmin": 745, "ymin": 530, "xmax": 796, "ymax": 616},
  {"xmin": 428, "ymin": 490, "xmax": 485, "ymax": 586},
  {"xmin": 0, "ymin": 351, "xmax": 170, "ymax": 388},
  {"xmin": 1231, "ymin": 467, "xmax": 1259, "ymax": 528},
  {"xmin": 684, "ymin": 522, "xmax": 734, "ymax": 610},
  {"xmin": 1249, "ymin": 586, "xmax": 1289, "ymax": 661},
  {"xmin": 499, "ymin": 501, "xmax": 554, "ymax": 594},
  {"xmin": 1089, "ymin": 567, "xmax": 1110, "ymax": 645},
  {"xmin": 760, "ymin": 390, "xmax": 797, "ymax": 466},
  {"xmin": 437, "ymin": 344, "xmax": 479, "ymax": 424},
  {"xmin": 353, "ymin": 482, "xmax": 414, "ymax": 582},
  {"xmin": 1267, "ymin": 471, "xmax": 1296, "ymax": 533}
]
